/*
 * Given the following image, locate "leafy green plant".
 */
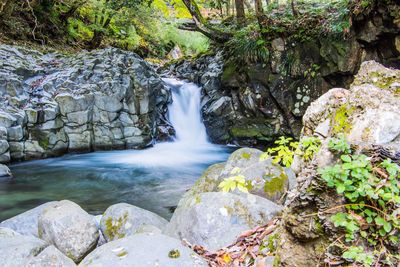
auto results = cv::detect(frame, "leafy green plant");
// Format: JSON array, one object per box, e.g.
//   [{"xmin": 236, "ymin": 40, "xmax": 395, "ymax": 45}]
[
  {"xmin": 298, "ymin": 136, "xmax": 321, "ymax": 161},
  {"xmin": 260, "ymin": 137, "xmax": 299, "ymax": 167},
  {"xmin": 319, "ymin": 137, "xmax": 400, "ymax": 265},
  {"xmin": 342, "ymin": 246, "xmax": 375, "ymax": 267},
  {"xmin": 328, "ymin": 134, "xmax": 351, "ymax": 154},
  {"xmin": 260, "ymin": 136, "xmax": 321, "ymax": 167},
  {"xmin": 218, "ymin": 167, "xmax": 250, "ymax": 193},
  {"xmin": 224, "ymin": 23, "xmax": 270, "ymax": 65}
]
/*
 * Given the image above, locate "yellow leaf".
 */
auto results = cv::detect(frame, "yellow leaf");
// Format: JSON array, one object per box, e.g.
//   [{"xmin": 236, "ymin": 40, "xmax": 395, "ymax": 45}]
[{"xmin": 222, "ymin": 254, "xmax": 231, "ymax": 263}]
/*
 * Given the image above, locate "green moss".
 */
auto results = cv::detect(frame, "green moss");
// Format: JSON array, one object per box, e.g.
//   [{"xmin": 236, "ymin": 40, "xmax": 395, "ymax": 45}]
[
  {"xmin": 267, "ymin": 233, "xmax": 278, "ymax": 253},
  {"xmin": 116, "ymin": 250, "xmax": 128, "ymax": 257},
  {"xmin": 331, "ymin": 104, "xmax": 356, "ymax": 135},
  {"xmin": 273, "ymin": 254, "xmax": 281, "ymax": 267},
  {"xmin": 357, "ymin": 71, "xmax": 400, "ymax": 94},
  {"xmin": 242, "ymin": 152, "xmax": 251, "ymax": 160},
  {"xmin": 168, "ymin": 249, "xmax": 180, "ymax": 258},
  {"xmin": 104, "ymin": 213, "xmax": 128, "ymax": 240},
  {"xmin": 38, "ymin": 138, "xmax": 49, "ymax": 150},
  {"xmin": 263, "ymin": 172, "xmax": 288, "ymax": 197},
  {"xmin": 221, "ymin": 63, "xmax": 237, "ymax": 82}
]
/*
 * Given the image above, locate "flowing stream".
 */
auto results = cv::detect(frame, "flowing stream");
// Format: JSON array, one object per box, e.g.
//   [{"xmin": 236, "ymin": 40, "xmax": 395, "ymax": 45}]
[{"xmin": 0, "ymin": 78, "xmax": 231, "ymax": 221}]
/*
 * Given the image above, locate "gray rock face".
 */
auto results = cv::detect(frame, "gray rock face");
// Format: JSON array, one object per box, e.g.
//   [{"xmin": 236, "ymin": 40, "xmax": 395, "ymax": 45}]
[
  {"xmin": 38, "ymin": 200, "xmax": 99, "ymax": 262},
  {"xmin": 165, "ymin": 9, "xmax": 399, "ymax": 146},
  {"xmin": 0, "ymin": 45, "xmax": 171, "ymax": 163},
  {"xmin": 26, "ymin": 245, "xmax": 77, "ymax": 267},
  {"xmin": 79, "ymin": 233, "xmax": 208, "ymax": 267},
  {"xmin": 164, "ymin": 192, "xmax": 282, "ymax": 251},
  {"xmin": 0, "ymin": 201, "xmax": 58, "ymax": 237},
  {"xmin": 100, "ymin": 203, "xmax": 168, "ymax": 242},
  {"xmin": 0, "ymin": 227, "xmax": 48, "ymax": 267}
]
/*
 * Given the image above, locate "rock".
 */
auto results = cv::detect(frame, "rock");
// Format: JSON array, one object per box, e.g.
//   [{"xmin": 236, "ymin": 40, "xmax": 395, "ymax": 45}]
[
  {"xmin": 223, "ymin": 147, "xmax": 263, "ymax": 173},
  {"xmin": 164, "ymin": 192, "xmax": 282, "ymax": 251},
  {"xmin": 0, "ymin": 227, "xmax": 48, "ymax": 267},
  {"xmin": 26, "ymin": 245, "xmax": 77, "ymax": 267},
  {"xmin": 38, "ymin": 200, "xmax": 99, "ymax": 262},
  {"xmin": 0, "ymin": 163, "xmax": 11, "ymax": 178},
  {"xmin": 0, "ymin": 45, "xmax": 170, "ymax": 163},
  {"xmin": 79, "ymin": 233, "xmax": 208, "ymax": 267},
  {"xmin": 0, "ymin": 201, "xmax": 57, "ymax": 237},
  {"xmin": 0, "ymin": 139, "xmax": 9, "ymax": 154},
  {"xmin": 182, "ymin": 163, "xmax": 226, "ymax": 201},
  {"xmin": 100, "ymin": 203, "xmax": 168, "ymax": 242}
]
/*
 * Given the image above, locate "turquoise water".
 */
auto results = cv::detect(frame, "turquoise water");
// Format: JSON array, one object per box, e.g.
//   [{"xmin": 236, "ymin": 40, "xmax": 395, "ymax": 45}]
[{"xmin": 1, "ymin": 144, "xmax": 231, "ymax": 221}]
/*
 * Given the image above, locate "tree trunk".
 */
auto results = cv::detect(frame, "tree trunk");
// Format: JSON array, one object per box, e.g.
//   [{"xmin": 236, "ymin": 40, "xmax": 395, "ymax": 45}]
[
  {"xmin": 291, "ymin": 0, "xmax": 298, "ymax": 17},
  {"xmin": 255, "ymin": 0, "xmax": 263, "ymax": 16},
  {"xmin": 244, "ymin": 0, "xmax": 253, "ymax": 12},
  {"xmin": 235, "ymin": 0, "xmax": 245, "ymax": 25},
  {"xmin": 181, "ymin": 0, "xmax": 231, "ymax": 42}
]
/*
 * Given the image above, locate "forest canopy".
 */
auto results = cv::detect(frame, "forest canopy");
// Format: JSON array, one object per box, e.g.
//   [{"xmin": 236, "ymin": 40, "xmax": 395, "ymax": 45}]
[{"xmin": 0, "ymin": 0, "xmax": 395, "ymax": 58}]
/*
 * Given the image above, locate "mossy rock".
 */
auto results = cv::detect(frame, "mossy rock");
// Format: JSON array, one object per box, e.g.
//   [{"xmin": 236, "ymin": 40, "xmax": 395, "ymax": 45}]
[{"xmin": 100, "ymin": 203, "xmax": 168, "ymax": 242}]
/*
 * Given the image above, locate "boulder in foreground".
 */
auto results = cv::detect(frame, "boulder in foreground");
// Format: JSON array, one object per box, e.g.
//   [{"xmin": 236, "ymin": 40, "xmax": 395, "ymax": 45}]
[{"xmin": 79, "ymin": 233, "xmax": 208, "ymax": 267}]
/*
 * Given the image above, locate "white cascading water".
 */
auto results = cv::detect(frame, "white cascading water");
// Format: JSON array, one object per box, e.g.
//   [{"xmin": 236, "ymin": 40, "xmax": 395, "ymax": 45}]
[
  {"xmin": 164, "ymin": 78, "xmax": 208, "ymax": 144},
  {"xmin": 107, "ymin": 78, "xmax": 227, "ymax": 167}
]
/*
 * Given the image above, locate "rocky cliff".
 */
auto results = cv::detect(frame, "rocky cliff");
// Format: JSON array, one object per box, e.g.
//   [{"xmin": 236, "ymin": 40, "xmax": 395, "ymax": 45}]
[
  {"xmin": 0, "ymin": 46, "xmax": 171, "ymax": 163},
  {"xmin": 166, "ymin": 2, "xmax": 400, "ymax": 147}
]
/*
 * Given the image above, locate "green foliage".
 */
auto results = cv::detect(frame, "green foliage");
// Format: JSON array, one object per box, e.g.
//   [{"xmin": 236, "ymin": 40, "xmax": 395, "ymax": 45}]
[
  {"xmin": 319, "ymin": 136, "xmax": 400, "ymax": 265},
  {"xmin": 342, "ymin": 246, "xmax": 375, "ymax": 267},
  {"xmin": 260, "ymin": 136, "xmax": 321, "ymax": 167},
  {"xmin": 303, "ymin": 64, "xmax": 321, "ymax": 79},
  {"xmin": 218, "ymin": 167, "xmax": 250, "ymax": 193},
  {"xmin": 261, "ymin": 137, "xmax": 299, "ymax": 168},
  {"xmin": 298, "ymin": 136, "xmax": 321, "ymax": 161},
  {"xmin": 328, "ymin": 135, "xmax": 351, "ymax": 154},
  {"xmin": 224, "ymin": 23, "xmax": 270, "ymax": 65}
]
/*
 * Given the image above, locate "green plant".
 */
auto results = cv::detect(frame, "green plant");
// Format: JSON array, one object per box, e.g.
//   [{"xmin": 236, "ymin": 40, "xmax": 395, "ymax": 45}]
[
  {"xmin": 319, "ymin": 137, "xmax": 400, "ymax": 265},
  {"xmin": 328, "ymin": 134, "xmax": 351, "ymax": 154},
  {"xmin": 218, "ymin": 167, "xmax": 250, "ymax": 193},
  {"xmin": 261, "ymin": 136, "xmax": 321, "ymax": 167},
  {"xmin": 298, "ymin": 136, "xmax": 321, "ymax": 161},
  {"xmin": 260, "ymin": 137, "xmax": 299, "ymax": 167},
  {"xmin": 342, "ymin": 246, "xmax": 375, "ymax": 267},
  {"xmin": 303, "ymin": 64, "xmax": 321, "ymax": 79}
]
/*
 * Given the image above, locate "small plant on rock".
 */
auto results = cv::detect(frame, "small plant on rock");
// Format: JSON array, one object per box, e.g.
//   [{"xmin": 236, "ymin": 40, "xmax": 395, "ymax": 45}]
[{"xmin": 218, "ymin": 167, "xmax": 250, "ymax": 193}]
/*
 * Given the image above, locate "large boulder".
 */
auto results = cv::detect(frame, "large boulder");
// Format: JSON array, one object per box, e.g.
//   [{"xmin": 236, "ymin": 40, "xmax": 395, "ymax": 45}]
[
  {"xmin": 164, "ymin": 192, "xmax": 282, "ymax": 251},
  {"xmin": 303, "ymin": 61, "xmax": 400, "ymax": 147},
  {"xmin": 79, "ymin": 233, "xmax": 208, "ymax": 267},
  {"xmin": 38, "ymin": 200, "xmax": 99, "ymax": 262},
  {"xmin": 100, "ymin": 203, "xmax": 168, "ymax": 242},
  {"xmin": 26, "ymin": 245, "xmax": 77, "ymax": 267},
  {"xmin": 0, "ymin": 227, "xmax": 48, "ymax": 267},
  {"xmin": 0, "ymin": 201, "xmax": 58, "ymax": 237},
  {"xmin": 183, "ymin": 148, "xmax": 296, "ymax": 203}
]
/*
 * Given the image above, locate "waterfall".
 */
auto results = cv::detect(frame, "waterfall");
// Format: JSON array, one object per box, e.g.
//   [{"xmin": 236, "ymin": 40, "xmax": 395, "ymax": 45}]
[
  {"xmin": 164, "ymin": 78, "xmax": 208, "ymax": 144},
  {"xmin": 105, "ymin": 78, "xmax": 228, "ymax": 167}
]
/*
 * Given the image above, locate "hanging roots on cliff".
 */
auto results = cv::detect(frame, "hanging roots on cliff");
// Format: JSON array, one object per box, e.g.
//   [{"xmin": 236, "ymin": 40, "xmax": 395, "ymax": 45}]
[{"xmin": 184, "ymin": 219, "xmax": 280, "ymax": 267}]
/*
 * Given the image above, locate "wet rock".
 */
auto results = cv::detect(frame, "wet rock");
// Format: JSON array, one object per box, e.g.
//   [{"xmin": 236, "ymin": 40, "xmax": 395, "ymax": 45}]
[
  {"xmin": 164, "ymin": 192, "xmax": 282, "ymax": 251},
  {"xmin": 79, "ymin": 233, "xmax": 208, "ymax": 267},
  {"xmin": 38, "ymin": 200, "xmax": 99, "ymax": 262},
  {"xmin": 100, "ymin": 203, "xmax": 168, "ymax": 242},
  {"xmin": 0, "ymin": 163, "xmax": 11, "ymax": 178},
  {"xmin": 0, "ymin": 227, "xmax": 48, "ymax": 267},
  {"xmin": 0, "ymin": 201, "xmax": 57, "ymax": 237}
]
